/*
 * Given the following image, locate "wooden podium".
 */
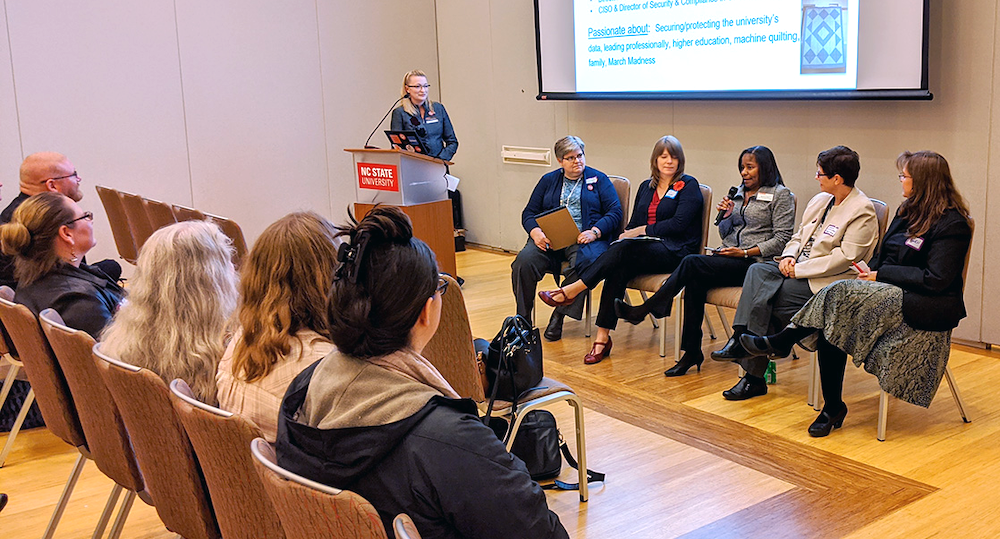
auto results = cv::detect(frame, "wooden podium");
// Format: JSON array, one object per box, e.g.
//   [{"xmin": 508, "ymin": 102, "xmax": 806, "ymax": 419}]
[{"xmin": 346, "ymin": 148, "xmax": 456, "ymax": 277}]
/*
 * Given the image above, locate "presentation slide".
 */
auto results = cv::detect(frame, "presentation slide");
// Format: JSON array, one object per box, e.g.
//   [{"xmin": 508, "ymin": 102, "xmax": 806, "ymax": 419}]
[{"xmin": 575, "ymin": 0, "xmax": 859, "ymax": 92}]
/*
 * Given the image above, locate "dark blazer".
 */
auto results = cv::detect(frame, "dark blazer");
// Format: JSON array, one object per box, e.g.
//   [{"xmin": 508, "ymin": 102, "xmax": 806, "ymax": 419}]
[
  {"xmin": 390, "ymin": 102, "xmax": 459, "ymax": 161},
  {"xmin": 625, "ymin": 175, "xmax": 703, "ymax": 256},
  {"xmin": 15, "ymin": 263, "xmax": 125, "ymax": 338},
  {"xmin": 874, "ymin": 208, "xmax": 972, "ymax": 331}
]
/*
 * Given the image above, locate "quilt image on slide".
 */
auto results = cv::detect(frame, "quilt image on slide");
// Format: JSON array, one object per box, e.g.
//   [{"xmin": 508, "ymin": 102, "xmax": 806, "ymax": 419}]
[{"xmin": 800, "ymin": 3, "xmax": 847, "ymax": 74}]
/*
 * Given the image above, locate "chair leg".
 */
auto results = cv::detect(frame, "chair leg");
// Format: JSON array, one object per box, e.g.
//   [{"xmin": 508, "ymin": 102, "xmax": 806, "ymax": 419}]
[
  {"xmin": 716, "ymin": 306, "xmax": 733, "ymax": 339},
  {"xmin": 0, "ymin": 387, "xmax": 34, "ymax": 467},
  {"xmin": 92, "ymin": 484, "xmax": 123, "ymax": 539},
  {"xmin": 106, "ymin": 490, "xmax": 137, "ymax": 539},
  {"xmin": 639, "ymin": 291, "xmax": 659, "ymax": 329},
  {"xmin": 672, "ymin": 295, "xmax": 682, "ymax": 363},
  {"xmin": 811, "ymin": 351, "xmax": 822, "ymax": 411},
  {"xmin": 703, "ymin": 312, "xmax": 717, "ymax": 340},
  {"xmin": 944, "ymin": 366, "xmax": 971, "ymax": 423},
  {"xmin": 43, "ymin": 452, "xmax": 87, "ymax": 539},
  {"xmin": 877, "ymin": 390, "xmax": 889, "ymax": 441},
  {"xmin": 584, "ymin": 290, "xmax": 592, "ymax": 338},
  {"xmin": 0, "ymin": 362, "xmax": 19, "ymax": 410},
  {"xmin": 566, "ymin": 395, "xmax": 589, "ymax": 502}
]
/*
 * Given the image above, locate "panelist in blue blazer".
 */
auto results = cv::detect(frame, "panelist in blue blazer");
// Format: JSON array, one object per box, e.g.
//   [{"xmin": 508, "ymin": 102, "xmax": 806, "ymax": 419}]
[
  {"xmin": 390, "ymin": 69, "xmax": 458, "ymax": 161},
  {"xmin": 512, "ymin": 136, "xmax": 623, "ymax": 341}
]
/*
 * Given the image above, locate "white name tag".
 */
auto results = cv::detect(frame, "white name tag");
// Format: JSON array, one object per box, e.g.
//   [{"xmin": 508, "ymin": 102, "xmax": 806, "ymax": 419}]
[
  {"xmin": 585, "ymin": 176, "xmax": 597, "ymax": 185},
  {"xmin": 666, "ymin": 189, "xmax": 678, "ymax": 199},
  {"xmin": 756, "ymin": 192, "xmax": 774, "ymax": 202},
  {"xmin": 905, "ymin": 237, "xmax": 925, "ymax": 250},
  {"xmin": 425, "ymin": 117, "xmax": 439, "ymax": 124},
  {"xmin": 823, "ymin": 224, "xmax": 839, "ymax": 236}
]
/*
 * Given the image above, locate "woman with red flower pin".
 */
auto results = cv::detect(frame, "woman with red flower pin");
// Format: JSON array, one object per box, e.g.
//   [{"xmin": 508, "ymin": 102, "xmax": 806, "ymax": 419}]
[{"xmin": 539, "ymin": 136, "xmax": 703, "ymax": 365}]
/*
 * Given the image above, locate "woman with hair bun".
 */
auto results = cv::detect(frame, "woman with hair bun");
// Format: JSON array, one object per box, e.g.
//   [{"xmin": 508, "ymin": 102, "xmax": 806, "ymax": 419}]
[
  {"xmin": 1, "ymin": 192, "xmax": 123, "ymax": 338},
  {"xmin": 278, "ymin": 206, "xmax": 567, "ymax": 539},
  {"xmin": 101, "ymin": 220, "xmax": 238, "ymax": 404},
  {"xmin": 217, "ymin": 211, "xmax": 340, "ymax": 441}
]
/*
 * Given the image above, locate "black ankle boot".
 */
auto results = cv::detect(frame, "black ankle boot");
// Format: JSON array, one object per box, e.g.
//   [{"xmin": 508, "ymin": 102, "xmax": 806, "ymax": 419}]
[
  {"xmin": 614, "ymin": 298, "xmax": 649, "ymax": 325},
  {"xmin": 664, "ymin": 351, "xmax": 705, "ymax": 377},
  {"xmin": 543, "ymin": 312, "xmax": 564, "ymax": 341},
  {"xmin": 711, "ymin": 333, "xmax": 750, "ymax": 362},
  {"xmin": 722, "ymin": 374, "xmax": 768, "ymax": 401}
]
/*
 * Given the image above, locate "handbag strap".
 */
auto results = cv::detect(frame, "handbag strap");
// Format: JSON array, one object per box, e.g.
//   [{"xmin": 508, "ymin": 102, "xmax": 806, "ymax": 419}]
[{"xmin": 540, "ymin": 440, "xmax": 606, "ymax": 491}]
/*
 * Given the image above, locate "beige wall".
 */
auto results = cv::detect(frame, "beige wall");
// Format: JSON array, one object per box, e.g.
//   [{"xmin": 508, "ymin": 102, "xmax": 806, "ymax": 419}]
[{"xmin": 438, "ymin": 0, "xmax": 996, "ymax": 344}]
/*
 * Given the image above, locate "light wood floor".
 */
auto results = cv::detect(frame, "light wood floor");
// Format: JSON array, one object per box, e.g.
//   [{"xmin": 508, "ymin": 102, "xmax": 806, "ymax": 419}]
[{"xmin": 2, "ymin": 247, "xmax": 999, "ymax": 538}]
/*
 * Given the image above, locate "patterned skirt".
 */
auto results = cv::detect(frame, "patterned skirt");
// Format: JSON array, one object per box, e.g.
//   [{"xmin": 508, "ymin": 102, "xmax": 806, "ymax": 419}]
[{"xmin": 791, "ymin": 279, "xmax": 951, "ymax": 408}]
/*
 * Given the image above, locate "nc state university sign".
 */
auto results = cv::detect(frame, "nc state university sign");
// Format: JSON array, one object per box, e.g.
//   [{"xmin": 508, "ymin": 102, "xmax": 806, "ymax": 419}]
[{"xmin": 357, "ymin": 163, "xmax": 399, "ymax": 192}]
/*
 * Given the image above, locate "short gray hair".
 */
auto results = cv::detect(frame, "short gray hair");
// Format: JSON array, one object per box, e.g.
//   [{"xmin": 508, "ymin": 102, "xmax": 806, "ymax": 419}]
[{"xmin": 554, "ymin": 136, "xmax": 585, "ymax": 161}]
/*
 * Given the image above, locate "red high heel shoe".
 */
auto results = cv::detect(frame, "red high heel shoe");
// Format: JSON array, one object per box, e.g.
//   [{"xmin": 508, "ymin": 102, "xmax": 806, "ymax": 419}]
[
  {"xmin": 584, "ymin": 336, "xmax": 613, "ymax": 365},
  {"xmin": 538, "ymin": 288, "xmax": 575, "ymax": 307}
]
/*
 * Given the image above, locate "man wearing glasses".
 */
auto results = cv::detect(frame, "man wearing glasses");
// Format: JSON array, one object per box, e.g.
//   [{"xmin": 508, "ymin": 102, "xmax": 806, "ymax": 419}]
[{"xmin": 1, "ymin": 152, "xmax": 120, "ymax": 287}]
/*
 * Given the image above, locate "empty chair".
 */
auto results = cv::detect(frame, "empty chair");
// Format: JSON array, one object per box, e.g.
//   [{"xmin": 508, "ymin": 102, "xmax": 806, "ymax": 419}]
[
  {"xmin": 40, "ymin": 309, "xmax": 149, "ymax": 539},
  {"xmin": 118, "ymin": 191, "xmax": 156, "ymax": 254},
  {"xmin": 205, "ymin": 213, "xmax": 249, "ymax": 268},
  {"xmin": 142, "ymin": 197, "xmax": 178, "ymax": 231},
  {"xmin": 0, "ymin": 288, "xmax": 120, "ymax": 539},
  {"xmin": 0, "ymin": 286, "xmax": 36, "ymax": 467},
  {"xmin": 95, "ymin": 185, "xmax": 138, "ymax": 264},
  {"xmin": 169, "ymin": 379, "xmax": 285, "ymax": 539},
  {"xmin": 250, "ymin": 438, "xmax": 396, "ymax": 539},
  {"xmin": 94, "ymin": 343, "xmax": 221, "ymax": 539}
]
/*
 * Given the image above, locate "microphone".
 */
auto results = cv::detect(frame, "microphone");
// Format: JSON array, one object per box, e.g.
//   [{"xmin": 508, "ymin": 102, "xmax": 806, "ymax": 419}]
[
  {"xmin": 714, "ymin": 186, "xmax": 739, "ymax": 226},
  {"xmin": 363, "ymin": 94, "xmax": 408, "ymax": 149}
]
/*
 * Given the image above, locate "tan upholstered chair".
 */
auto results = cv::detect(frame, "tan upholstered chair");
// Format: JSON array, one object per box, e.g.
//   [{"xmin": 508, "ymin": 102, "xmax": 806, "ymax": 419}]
[
  {"xmin": 39, "ymin": 310, "xmax": 149, "ymax": 539},
  {"xmin": 0, "ymin": 289, "xmax": 122, "ymax": 538},
  {"xmin": 426, "ymin": 275, "xmax": 593, "ymax": 502},
  {"xmin": 625, "ymin": 183, "xmax": 713, "ymax": 363},
  {"xmin": 94, "ymin": 343, "xmax": 221, "ymax": 539},
  {"xmin": 142, "ymin": 196, "xmax": 178, "ymax": 230},
  {"xmin": 0, "ymin": 287, "xmax": 34, "ymax": 467},
  {"xmin": 95, "ymin": 185, "xmax": 138, "ymax": 264},
  {"xmin": 250, "ymin": 437, "xmax": 398, "ymax": 539},
  {"xmin": 874, "ymin": 217, "xmax": 973, "ymax": 441},
  {"xmin": 118, "ymin": 190, "xmax": 156, "ymax": 254},
  {"xmin": 205, "ymin": 213, "xmax": 249, "ymax": 269},
  {"xmin": 169, "ymin": 379, "xmax": 286, "ymax": 539}
]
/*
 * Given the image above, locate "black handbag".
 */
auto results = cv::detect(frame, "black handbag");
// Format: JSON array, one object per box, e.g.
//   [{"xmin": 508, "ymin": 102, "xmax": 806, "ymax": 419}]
[
  {"xmin": 510, "ymin": 410, "xmax": 562, "ymax": 480},
  {"xmin": 484, "ymin": 315, "xmax": 543, "ymax": 405}
]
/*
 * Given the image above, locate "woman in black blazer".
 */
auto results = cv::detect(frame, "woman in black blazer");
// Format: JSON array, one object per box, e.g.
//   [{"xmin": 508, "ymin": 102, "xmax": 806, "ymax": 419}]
[
  {"xmin": 539, "ymin": 135, "xmax": 703, "ymax": 365},
  {"xmin": 743, "ymin": 150, "xmax": 972, "ymax": 437}
]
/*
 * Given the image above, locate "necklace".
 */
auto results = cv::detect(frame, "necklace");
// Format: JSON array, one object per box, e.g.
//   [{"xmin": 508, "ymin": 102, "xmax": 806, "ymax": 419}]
[{"xmin": 561, "ymin": 175, "xmax": 584, "ymax": 206}]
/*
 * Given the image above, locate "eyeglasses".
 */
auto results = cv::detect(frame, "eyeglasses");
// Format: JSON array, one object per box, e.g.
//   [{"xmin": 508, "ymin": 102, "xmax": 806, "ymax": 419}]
[
  {"xmin": 63, "ymin": 211, "xmax": 93, "ymax": 226},
  {"xmin": 435, "ymin": 274, "xmax": 449, "ymax": 297},
  {"xmin": 406, "ymin": 84, "xmax": 431, "ymax": 90},
  {"xmin": 815, "ymin": 171, "xmax": 830, "ymax": 178},
  {"xmin": 48, "ymin": 171, "xmax": 80, "ymax": 182},
  {"xmin": 898, "ymin": 173, "xmax": 912, "ymax": 180},
  {"xmin": 561, "ymin": 154, "xmax": 585, "ymax": 162}
]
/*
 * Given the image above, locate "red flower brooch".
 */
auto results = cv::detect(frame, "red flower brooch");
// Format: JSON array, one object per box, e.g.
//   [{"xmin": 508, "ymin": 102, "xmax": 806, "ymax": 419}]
[{"xmin": 672, "ymin": 180, "xmax": 685, "ymax": 191}]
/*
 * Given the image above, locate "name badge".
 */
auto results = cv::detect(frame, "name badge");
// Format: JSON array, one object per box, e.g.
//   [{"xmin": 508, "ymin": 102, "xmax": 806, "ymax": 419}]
[
  {"xmin": 585, "ymin": 177, "xmax": 598, "ymax": 185},
  {"xmin": 822, "ymin": 224, "xmax": 839, "ymax": 236},
  {"xmin": 756, "ymin": 192, "xmax": 774, "ymax": 202},
  {"xmin": 666, "ymin": 189, "xmax": 678, "ymax": 199},
  {"xmin": 425, "ymin": 117, "xmax": 439, "ymax": 124},
  {"xmin": 905, "ymin": 237, "xmax": 925, "ymax": 250}
]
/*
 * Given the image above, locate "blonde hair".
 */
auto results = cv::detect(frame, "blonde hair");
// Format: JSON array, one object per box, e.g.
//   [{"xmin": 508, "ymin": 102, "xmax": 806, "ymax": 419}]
[
  {"xmin": 231, "ymin": 212, "xmax": 339, "ymax": 383},
  {"xmin": 400, "ymin": 69, "xmax": 436, "ymax": 116},
  {"xmin": 0, "ymin": 192, "xmax": 75, "ymax": 285},
  {"xmin": 100, "ymin": 221, "xmax": 238, "ymax": 404}
]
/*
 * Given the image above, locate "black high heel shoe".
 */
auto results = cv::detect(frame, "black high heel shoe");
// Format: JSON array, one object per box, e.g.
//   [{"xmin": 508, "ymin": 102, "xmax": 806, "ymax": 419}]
[
  {"xmin": 808, "ymin": 405, "xmax": 848, "ymax": 437},
  {"xmin": 664, "ymin": 352, "xmax": 704, "ymax": 377},
  {"xmin": 614, "ymin": 298, "xmax": 649, "ymax": 325}
]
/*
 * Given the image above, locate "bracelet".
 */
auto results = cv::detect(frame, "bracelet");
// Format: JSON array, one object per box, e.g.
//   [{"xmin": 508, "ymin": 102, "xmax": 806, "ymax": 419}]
[{"xmin": 743, "ymin": 249, "xmax": 748, "ymax": 258}]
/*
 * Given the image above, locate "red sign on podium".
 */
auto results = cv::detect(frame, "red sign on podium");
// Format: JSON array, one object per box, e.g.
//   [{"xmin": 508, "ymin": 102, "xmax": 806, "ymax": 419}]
[{"xmin": 357, "ymin": 163, "xmax": 399, "ymax": 192}]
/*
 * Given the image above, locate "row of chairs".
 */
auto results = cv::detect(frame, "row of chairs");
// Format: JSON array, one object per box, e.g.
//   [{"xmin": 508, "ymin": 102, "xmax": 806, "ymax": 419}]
[
  {"xmin": 0, "ymin": 287, "xmax": 420, "ymax": 538},
  {"xmin": 95, "ymin": 185, "xmax": 248, "ymax": 268}
]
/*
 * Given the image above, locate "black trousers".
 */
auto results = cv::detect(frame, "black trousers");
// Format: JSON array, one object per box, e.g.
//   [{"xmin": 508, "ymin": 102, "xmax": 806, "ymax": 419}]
[
  {"xmin": 637, "ymin": 254, "xmax": 755, "ymax": 353},
  {"xmin": 578, "ymin": 240, "xmax": 685, "ymax": 330},
  {"xmin": 511, "ymin": 241, "xmax": 586, "ymax": 320}
]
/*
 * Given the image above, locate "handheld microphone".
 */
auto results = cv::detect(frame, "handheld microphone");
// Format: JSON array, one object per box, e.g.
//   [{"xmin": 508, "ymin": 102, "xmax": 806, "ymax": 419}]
[
  {"xmin": 714, "ymin": 186, "xmax": 739, "ymax": 226},
  {"xmin": 363, "ymin": 94, "xmax": 408, "ymax": 149}
]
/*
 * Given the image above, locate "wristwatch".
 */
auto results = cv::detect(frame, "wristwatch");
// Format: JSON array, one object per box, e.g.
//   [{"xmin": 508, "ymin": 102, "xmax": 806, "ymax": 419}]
[{"xmin": 591, "ymin": 227, "xmax": 601, "ymax": 238}]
